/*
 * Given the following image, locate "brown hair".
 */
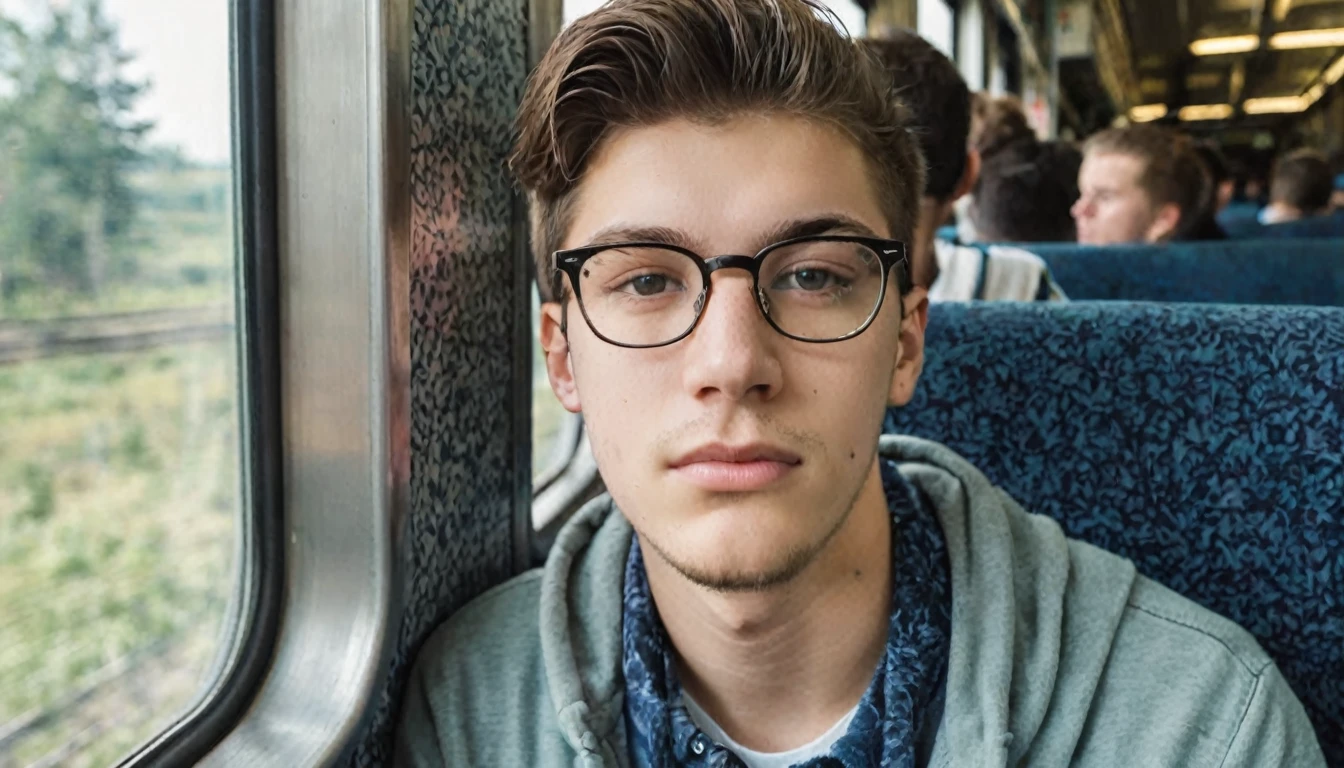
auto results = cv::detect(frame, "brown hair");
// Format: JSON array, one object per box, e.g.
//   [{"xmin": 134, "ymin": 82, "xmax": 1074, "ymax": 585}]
[
  {"xmin": 863, "ymin": 31, "xmax": 969, "ymax": 202},
  {"xmin": 511, "ymin": 0, "xmax": 925, "ymax": 299},
  {"xmin": 1270, "ymin": 149, "xmax": 1333, "ymax": 215},
  {"xmin": 1083, "ymin": 124, "xmax": 1210, "ymax": 240},
  {"xmin": 972, "ymin": 95, "xmax": 1035, "ymax": 161}
]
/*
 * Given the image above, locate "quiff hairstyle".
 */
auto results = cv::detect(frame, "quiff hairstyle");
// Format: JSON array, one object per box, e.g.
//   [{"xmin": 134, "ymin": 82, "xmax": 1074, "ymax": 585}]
[
  {"xmin": 511, "ymin": 0, "xmax": 925, "ymax": 300},
  {"xmin": 1083, "ymin": 124, "xmax": 1210, "ymax": 241}
]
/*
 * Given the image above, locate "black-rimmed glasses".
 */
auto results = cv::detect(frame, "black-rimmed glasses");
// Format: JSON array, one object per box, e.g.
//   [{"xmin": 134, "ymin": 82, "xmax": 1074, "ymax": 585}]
[{"xmin": 552, "ymin": 235, "xmax": 911, "ymax": 348}]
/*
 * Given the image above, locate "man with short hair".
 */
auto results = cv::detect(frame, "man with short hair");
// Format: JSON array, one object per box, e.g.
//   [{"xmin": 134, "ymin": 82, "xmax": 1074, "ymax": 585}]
[
  {"xmin": 864, "ymin": 33, "xmax": 1062, "ymax": 301},
  {"xmin": 1260, "ymin": 149, "xmax": 1334, "ymax": 224},
  {"xmin": 1072, "ymin": 124, "xmax": 1210, "ymax": 245},
  {"xmin": 395, "ymin": 2, "xmax": 1324, "ymax": 766}
]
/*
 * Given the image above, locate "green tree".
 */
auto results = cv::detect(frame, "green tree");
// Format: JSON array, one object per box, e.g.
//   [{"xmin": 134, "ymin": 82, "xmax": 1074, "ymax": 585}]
[{"xmin": 0, "ymin": 0, "xmax": 151, "ymax": 301}]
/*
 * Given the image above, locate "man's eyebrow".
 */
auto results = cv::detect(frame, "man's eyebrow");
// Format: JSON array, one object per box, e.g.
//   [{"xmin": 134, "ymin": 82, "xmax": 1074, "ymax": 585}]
[
  {"xmin": 583, "ymin": 225, "xmax": 697, "ymax": 250},
  {"xmin": 759, "ymin": 215, "xmax": 883, "ymax": 247},
  {"xmin": 577, "ymin": 214, "xmax": 883, "ymax": 255}
]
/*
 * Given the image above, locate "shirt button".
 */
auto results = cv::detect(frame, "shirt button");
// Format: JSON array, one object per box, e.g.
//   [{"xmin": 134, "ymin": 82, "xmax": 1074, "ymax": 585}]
[{"xmin": 691, "ymin": 737, "xmax": 706, "ymax": 755}]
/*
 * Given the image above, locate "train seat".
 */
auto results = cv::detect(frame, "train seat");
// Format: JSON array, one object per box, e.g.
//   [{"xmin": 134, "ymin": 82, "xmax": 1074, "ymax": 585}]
[
  {"xmin": 1024, "ymin": 238, "xmax": 1344, "ymax": 305},
  {"xmin": 1221, "ymin": 210, "xmax": 1344, "ymax": 240},
  {"xmin": 884, "ymin": 301, "xmax": 1344, "ymax": 763}
]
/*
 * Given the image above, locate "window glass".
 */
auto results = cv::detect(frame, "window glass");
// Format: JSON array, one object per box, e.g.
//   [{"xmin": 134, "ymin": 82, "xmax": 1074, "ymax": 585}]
[
  {"xmin": 0, "ymin": 0, "xmax": 240, "ymax": 764},
  {"xmin": 919, "ymin": 0, "xmax": 956, "ymax": 58}
]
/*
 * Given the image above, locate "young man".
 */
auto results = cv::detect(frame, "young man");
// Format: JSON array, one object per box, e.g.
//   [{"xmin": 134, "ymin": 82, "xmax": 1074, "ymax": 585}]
[
  {"xmin": 395, "ymin": 2, "xmax": 1323, "ymax": 766},
  {"xmin": 864, "ymin": 33, "xmax": 1063, "ymax": 302},
  {"xmin": 1259, "ymin": 149, "xmax": 1334, "ymax": 224},
  {"xmin": 1072, "ymin": 124, "xmax": 1210, "ymax": 245}
]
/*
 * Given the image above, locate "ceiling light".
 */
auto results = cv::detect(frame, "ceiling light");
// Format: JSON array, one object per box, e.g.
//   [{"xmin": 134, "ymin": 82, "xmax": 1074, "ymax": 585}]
[
  {"xmin": 1189, "ymin": 35, "xmax": 1261, "ymax": 56},
  {"xmin": 1303, "ymin": 83, "xmax": 1326, "ymax": 106},
  {"xmin": 1178, "ymin": 104, "xmax": 1234, "ymax": 121},
  {"xmin": 1268, "ymin": 28, "xmax": 1344, "ymax": 49},
  {"xmin": 1272, "ymin": 0, "xmax": 1294, "ymax": 22},
  {"xmin": 1243, "ymin": 96, "xmax": 1308, "ymax": 114},
  {"xmin": 1128, "ymin": 104, "xmax": 1169, "ymax": 122}
]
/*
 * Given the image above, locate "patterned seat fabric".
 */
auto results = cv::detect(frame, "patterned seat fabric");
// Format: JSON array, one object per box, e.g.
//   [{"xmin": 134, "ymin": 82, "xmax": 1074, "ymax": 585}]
[
  {"xmin": 1024, "ymin": 239, "xmax": 1344, "ymax": 305},
  {"xmin": 884, "ymin": 302, "xmax": 1344, "ymax": 764}
]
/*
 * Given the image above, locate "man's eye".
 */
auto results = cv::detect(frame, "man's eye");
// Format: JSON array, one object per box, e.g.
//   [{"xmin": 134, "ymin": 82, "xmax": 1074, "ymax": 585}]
[
  {"xmin": 773, "ymin": 268, "xmax": 844, "ymax": 292},
  {"xmin": 619, "ymin": 274, "xmax": 673, "ymax": 296}
]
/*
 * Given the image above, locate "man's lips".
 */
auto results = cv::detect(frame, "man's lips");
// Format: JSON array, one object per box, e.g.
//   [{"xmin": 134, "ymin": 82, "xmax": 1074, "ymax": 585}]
[{"xmin": 668, "ymin": 442, "xmax": 802, "ymax": 492}]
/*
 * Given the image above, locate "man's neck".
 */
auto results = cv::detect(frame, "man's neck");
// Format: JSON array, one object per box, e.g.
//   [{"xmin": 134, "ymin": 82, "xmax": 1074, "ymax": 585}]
[{"xmin": 641, "ymin": 458, "xmax": 893, "ymax": 753}]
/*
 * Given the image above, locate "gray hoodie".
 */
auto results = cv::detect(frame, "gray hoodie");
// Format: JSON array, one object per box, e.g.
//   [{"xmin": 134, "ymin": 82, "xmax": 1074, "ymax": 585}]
[{"xmin": 395, "ymin": 436, "xmax": 1324, "ymax": 767}]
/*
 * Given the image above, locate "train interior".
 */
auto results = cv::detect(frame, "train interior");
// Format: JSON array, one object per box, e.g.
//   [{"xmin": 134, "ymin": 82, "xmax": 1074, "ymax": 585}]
[{"xmin": 0, "ymin": 0, "xmax": 1341, "ymax": 765}]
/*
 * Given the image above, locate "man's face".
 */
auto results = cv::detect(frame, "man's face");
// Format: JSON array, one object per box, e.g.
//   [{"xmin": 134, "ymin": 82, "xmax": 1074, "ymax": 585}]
[
  {"xmin": 540, "ymin": 115, "xmax": 924, "ymax": 591},
  {"xmin": 1072, "ymin": 151, "xmax": 1175, "ymax": 245}
]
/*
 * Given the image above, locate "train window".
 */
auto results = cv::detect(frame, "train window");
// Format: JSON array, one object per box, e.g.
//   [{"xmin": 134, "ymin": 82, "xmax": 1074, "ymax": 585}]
[
  {"xmin": 918, "ymin": 0, "xmax": 956, "ymax": 57},
  {"xmin": 0, "ymin": 1, "xmax": 248, "ymax": 765}
]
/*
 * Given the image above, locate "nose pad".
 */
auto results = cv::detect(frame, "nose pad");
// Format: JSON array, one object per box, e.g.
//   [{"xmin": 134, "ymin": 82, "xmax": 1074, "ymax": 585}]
[{"xmin": 757, "ymin": 287, "xmax": 770, "ymax": 316}]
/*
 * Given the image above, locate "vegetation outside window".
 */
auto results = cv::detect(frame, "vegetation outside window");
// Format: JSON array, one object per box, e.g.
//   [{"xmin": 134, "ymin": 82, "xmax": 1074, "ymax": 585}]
[{"xmin": 0, "ymin": 1, "xmax": 243, "ymax": 764}]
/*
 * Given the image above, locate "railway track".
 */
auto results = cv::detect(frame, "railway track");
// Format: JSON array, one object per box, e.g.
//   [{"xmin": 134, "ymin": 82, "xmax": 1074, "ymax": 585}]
[{"xmin": 0, "ymin": 305, "xmax": 234, "ymax": 365}]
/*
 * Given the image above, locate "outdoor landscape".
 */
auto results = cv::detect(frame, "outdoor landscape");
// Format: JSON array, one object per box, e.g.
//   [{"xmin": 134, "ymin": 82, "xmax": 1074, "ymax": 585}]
[{"xmin": 0, "ymin": 1, "xmax": 240, "ymax": 765}]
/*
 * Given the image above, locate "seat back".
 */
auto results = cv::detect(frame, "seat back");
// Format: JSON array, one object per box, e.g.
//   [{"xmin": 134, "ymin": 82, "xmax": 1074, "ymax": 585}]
[
  {"xmin": 885, "ymin": 302, "xmax": 1344, "ymax": 763},
  {"xmin": 1222, "ymin": 210, "xmax": 1344, "ymax": 240},
  {"xmin": 1024, "ymin": 239, "xmax": 1344, "ymax": 305}
]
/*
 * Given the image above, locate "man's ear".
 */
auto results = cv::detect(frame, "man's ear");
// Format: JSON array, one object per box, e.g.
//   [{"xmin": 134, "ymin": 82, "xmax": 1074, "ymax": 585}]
[
  {"xmin": 1145, "ymin": 202, "xmax": 1182, "ymax": 242},
  {"xmin": 540, "ymin": 302, "xmax": 582, "ymax": 413},
  {"xmin": 951, "ymin": 148, "xmax": 982, "ymax": 203},
  {"xmin": 888, "ymin": 287, "xmax": 929, "ymax": 407}
]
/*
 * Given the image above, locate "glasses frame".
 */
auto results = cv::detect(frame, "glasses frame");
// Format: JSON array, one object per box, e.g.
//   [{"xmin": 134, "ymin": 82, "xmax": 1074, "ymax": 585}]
[{"xmin": 552, "ymin": 234, "xmax": 911, "ymax": 349}]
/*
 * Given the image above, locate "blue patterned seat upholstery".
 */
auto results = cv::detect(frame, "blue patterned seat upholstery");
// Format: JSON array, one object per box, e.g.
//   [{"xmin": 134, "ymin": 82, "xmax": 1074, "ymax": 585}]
[
  {"xmin": 884, "ymin": 302, "xmax": 1344, "ymax": 764},
  {"xmin": 1024, "ymin": 239, "xmax": 1344, "ymax": 305}
]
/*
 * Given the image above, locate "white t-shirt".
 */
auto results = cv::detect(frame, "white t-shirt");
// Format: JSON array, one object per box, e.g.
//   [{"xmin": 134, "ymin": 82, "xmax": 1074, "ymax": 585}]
[
  {"xmin": 928, "ymin": 240, "xmax": 1066, "ymax": 303},
  {"xmin": 681, "ymin": 693, "xmax": 859, "ymax": 768}
]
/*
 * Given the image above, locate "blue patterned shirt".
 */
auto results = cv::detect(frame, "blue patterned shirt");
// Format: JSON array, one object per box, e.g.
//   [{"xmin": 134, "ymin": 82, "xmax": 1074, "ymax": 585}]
[{"xmin": 622, "ymin": 459, "xmax": 952, "ymax": 768}]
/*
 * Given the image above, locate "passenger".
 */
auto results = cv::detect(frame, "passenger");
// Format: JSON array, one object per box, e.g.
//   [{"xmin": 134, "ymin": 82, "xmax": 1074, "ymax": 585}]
[
  {"xmin": 968, "ymin": 138, "xmax": 1082, "ymax": 242},
  {"xmin": 1259, "ymin": 149, "xmax": 1334, "ymax": 224},
  {"xmin": 864, "ymin": 32, "xmax": 1063, "ymax": 301},
  {"xmin": 1330, "ymin": 150, "xmax": 1344, "ymax": 210},
  {"xmin": 1072, "ymin": 124, "xmax": 1210, "ymax": 244},
  {"xmin": 954, "ymin": 93, "xmax": 1037, "ymax": 243},
  {"xmin": 1188, "ymin": 141, "xmax": 1232, "ymax": 240},
  {"xmin": 395, "ymin": 2, "xmax": 1325, "ymax": 766}
]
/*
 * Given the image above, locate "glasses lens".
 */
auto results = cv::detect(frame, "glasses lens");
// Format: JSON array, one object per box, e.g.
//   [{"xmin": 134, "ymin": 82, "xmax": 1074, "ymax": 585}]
[
  {"xmin": 575, "ymin": 246, "xmax": 705, "ymax": 346},
  {"xmin": 759, "ymin": 239, "xmax": 885, "ymax": 341}
]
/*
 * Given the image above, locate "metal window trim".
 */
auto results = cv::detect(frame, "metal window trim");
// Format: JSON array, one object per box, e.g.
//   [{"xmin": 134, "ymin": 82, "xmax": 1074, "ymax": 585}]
[
  {"xmin": 184, "ymin": 0, "xmax": 409, "ymax": 764},
  {"xmin": 117, "ymin": 0, "xmax": 286, "ymax": 763}
]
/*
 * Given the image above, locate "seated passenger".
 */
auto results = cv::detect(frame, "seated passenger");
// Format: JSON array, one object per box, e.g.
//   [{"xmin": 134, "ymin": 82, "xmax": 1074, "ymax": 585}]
[
  {"xmin": 968, "ymin": 138, "xmax": 1082, "ymax": 243},
  {"xmin": 953, "ymin": 93, "xmax": 1037, "ymax": 243},
  {"xmin": 864, "ymin": 32, "xmax": 1062, "ymax": 301},
  {"xmin": 1072, "ymin": 124, "xmax": 1210, "ymax": 245},
  {"xmin": 395, "ymin": 3, "xmax": 1324, "ymax": 766},
  {"xmin": 1259, "ymin": 149, "xmax": 1334, "ymax": 224}
]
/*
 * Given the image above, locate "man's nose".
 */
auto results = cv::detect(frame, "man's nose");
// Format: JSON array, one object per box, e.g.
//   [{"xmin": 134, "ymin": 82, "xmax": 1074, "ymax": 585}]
[{"xmin": 678, "ymin": 272, "xmax": 783, "ymax": 404}]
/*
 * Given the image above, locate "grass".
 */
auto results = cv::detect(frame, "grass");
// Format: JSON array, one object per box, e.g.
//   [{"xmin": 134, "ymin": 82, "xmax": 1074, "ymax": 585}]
[
  {"xmin": 0, "ymin": 162, "xmax": 240, "ymax": 766},
  {"xmin": 0, "ymin": 342, "xmax": 239, "ymax": 767}
]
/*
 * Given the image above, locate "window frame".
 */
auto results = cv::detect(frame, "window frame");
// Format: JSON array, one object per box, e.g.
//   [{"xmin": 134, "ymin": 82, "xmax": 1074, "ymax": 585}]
[{"xmin": 116, "ymin": 0, "xmax": 285, "ymax": 763}]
